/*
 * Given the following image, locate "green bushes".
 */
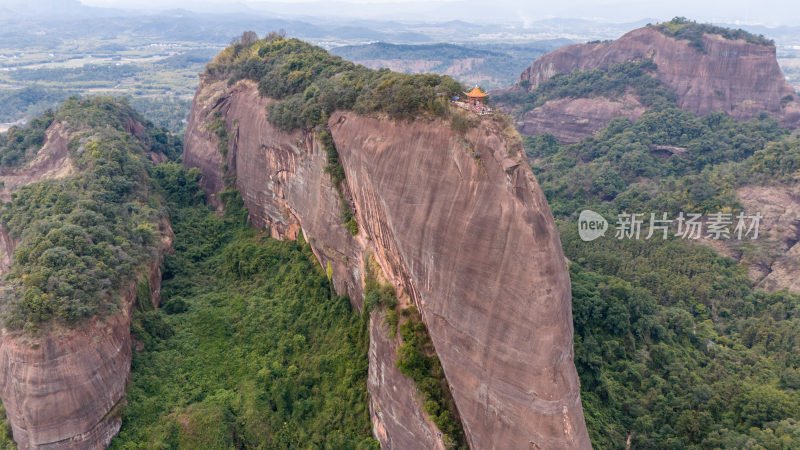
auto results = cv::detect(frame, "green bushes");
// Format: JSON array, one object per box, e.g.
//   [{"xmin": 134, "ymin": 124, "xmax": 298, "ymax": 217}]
[
  {"xmin": 0, "ymin": 98, "xmax": 183, "ymax": 331},
  {"xmin": 113, "ymin": 169, "xmax": 377, "ymax": 448},
  {"xmin": 396, "ymin": 306, "xmax": 467, "ymax": 449},
  {"xmin": 654, "ymin": 17, "xmax": 774, "ymax": 53},
  {"xmin": 1, "ymin": 124, "xmax": 163, "ymax": 331},
  {"xmin": 320, "ymin": 129, "xmax": 358, "ymax": 235},
  {"xmin": 0, "ymin": 109, "xmax": 55, "ymax": 166},
  {"xmin": 209, "ymin": 36, "xmax": 463, "ymax": 131}
]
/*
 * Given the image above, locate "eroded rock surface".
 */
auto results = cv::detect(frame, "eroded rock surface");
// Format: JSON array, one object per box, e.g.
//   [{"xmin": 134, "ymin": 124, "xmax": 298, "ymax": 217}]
[
  {"xmin": 184, "ymin": 77, "xmax": 590, "ymax": 449},
  {"xmin": 0, "ymin": 121, "xmax": 75, "ymax": 202},
  {"xmin": 501, "ymin": 26, "xmax": 800, "ymax": 142},
  {"xmin": 0, "ymin": 120, "xmax": 173, "ymax": 449}
]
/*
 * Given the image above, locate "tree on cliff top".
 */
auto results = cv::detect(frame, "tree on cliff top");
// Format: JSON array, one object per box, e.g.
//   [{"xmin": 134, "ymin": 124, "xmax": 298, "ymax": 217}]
[
  {"xmin": 206, "ymin": 34, "xmax": 463, "ymax": 131},
  {"xmin": 653, "ymin": 17, "xmax": 774, "ymax": 52},
  {"xmin": 0, "ymin": 98, "xmax": 181, "ymax": 332}
]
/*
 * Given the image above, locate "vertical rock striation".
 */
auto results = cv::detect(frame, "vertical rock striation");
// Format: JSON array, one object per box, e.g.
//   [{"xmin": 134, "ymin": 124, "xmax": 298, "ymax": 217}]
[
  {"xmin": 499, "ymin": 26, "xmax": 800, "ymax": 142},
  {"xmin": 0, "ymin": 118, "xmax": 173, "ymax": 449},
  {"xmin": 184, "ymin": 76, "xmax": 591, "ymax": 449}
]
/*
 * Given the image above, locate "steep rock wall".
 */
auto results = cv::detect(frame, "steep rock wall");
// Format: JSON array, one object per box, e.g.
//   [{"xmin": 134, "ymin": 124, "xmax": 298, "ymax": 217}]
[
  {"xmin": 184, "ymin": 77, "xmax": 590, "ymax": 449},
  {"xmin": 0, "ymin": 122, "xmax": 173, "ymax": 449},
  {"xmin": 0, "ymin": 221, "xmax": 172, "ymax": 449},
  {"xmin": 505, "ymin": 26, "xmax": 800, "ymax": 142}
]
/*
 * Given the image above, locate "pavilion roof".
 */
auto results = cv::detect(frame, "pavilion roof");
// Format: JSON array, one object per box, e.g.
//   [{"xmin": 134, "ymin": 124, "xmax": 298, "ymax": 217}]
[{"xmin": 465, "ymin": 86, "xmax": 487, "ymax": 98}]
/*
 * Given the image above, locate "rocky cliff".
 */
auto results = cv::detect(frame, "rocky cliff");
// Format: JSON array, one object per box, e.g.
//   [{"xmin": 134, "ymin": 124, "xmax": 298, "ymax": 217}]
[
  {"xmin": 0, "ymin": 236, "xmax": 170, "ymax": 449},
  {"xmin": 184, "ymin": 76, "xmax": 591, "ymax": 449},
  {"xmin": 502, "ymin": 25, "xmax": 800, "ymax": 143},
  {"xmin": 0, "ymin": 112, "xmax": 173, "ymax": 449}
]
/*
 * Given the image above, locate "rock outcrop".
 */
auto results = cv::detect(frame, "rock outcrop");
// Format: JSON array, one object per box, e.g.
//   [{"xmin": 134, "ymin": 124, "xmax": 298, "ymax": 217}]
[
  {"xmin": 0, "ymin": 121, "xmax": 75, "ymax": 202},
  {"xmin": 515, "ymin": 95, "xmax": 646, "ymax": 144},
  {"xmin": 502, "ymin": 25, "xmax": 800, "ymax": 142},
  {"xmin": 184, "ymin": 77, "xmax": 591, "ymax": 449},
  {"xmin": 0, "ymin": 227, "xmax": 171, "ymax": 449},
  {"xmin": 0, "ymin": 119, "xmax": 173, "ymax": 449}
]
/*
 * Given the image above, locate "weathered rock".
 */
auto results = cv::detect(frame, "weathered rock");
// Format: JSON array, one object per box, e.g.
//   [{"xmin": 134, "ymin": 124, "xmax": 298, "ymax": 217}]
[
  {"xmin": 515, "ymin": 95, "xmax": 645, "ymax": 143},
  {"xmin": 0, "ymin": 224, "xmax": 172, "ymax": 449},
  {"xmin": 505, "ymin": 26, "xmax": 800, "ymax": 142},
  {"xmin": 184, "ymin": 77, "xmax": 590, "ymax": 449},
  {"xmin": 0, "ymin": 121, "xmax": 75, "ymax": 202},
  {"xmin": 0, "ymin": 120, "xmax": 173, "ymax": 449}
]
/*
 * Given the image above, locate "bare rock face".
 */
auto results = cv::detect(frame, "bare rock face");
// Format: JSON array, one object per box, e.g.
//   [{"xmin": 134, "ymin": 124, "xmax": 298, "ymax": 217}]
[
  {"xmin": 0, "ymin": 121, "xmax": 173, "ymax": 449},
  {"xmin": 1, "ymin": 306, "xmax": 133, "ymax": 448},
  {"xmin": 0, "ymin": 232, "xmax": 171, "ymax": 449},
  {"xmin": 515, "ymin": 95, "xmax": 646, "ymax": 144},
  {"xmin": 184, "ymin": 77, "xmax": 590, "ymax": 449},
  {"xmin": 508, "ymin": 26, "xmax": 799, "ymax": 142}
]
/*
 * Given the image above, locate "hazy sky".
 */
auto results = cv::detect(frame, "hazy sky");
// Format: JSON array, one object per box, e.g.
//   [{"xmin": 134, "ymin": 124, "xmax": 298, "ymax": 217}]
[{"xmin": 76, "ymin": 0, "xmax": 800, "ymax": 26}]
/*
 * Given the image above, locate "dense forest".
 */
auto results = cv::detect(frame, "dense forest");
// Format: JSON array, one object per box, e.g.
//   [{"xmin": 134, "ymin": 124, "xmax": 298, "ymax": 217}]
[
  {"xmin": 207, "ymin": 33, "xmax": 464, "ymax": 131},
  {"xmin": 523, "ymin": 64, "xmax": 800, "ymax": 446},
  {"xmin": 111, "ymin": 164, "xmax": 377, "ymax": 448},
  {"xmin": 0, "ymin": 98, "xmax": 180, "ymax": 331}
]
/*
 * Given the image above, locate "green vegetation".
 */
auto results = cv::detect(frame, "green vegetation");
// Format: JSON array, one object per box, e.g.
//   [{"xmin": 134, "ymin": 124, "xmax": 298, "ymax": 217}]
[
  {"xmin": 396, "ymin": 306, "xmax": 467, "ymax": 449},
  {"xmin": 529, "ymin": 109, "xmax": 788, "ymax": 216},
  {"xmin": 54, "ymin": 96, "xmax": 182, "ymax": 160},
  {"xmin": 0, "ymin": 109, "xmax": 55, "ymax": 166},
  {"xmin": 207, "ymin": 112, "xmax": 229, "ymax": 157},
  {"xmin": 112, "ymin": 163, "xmax": 377, "ymax": 448},
  {"xmin": 208, "ymin": 33, "xmax": 463, "ymax": 131},
  {"xmin": 128, "ymin": 96, "xmax": 192, "ymax": 135},
  {"xmin": 653, "ymin": 17, "xmax": 774, "ymax": 53},
  {"xmin": 525, "ymin": 87, "xmax": 800, "ymax": 446},
  {"xmin": 0, "ymin": 86, "xmax": 71, "ymax": 123},
  {"xmin": 0, "ymin": 98, "xmax": 177, "ymax": 331},
  {"xmin": 362, "ymin": 259, "xmax": 465, "ymax": 448},
  {"xmin": 320, "ymin": 129, "xmax": 358, "ymax": 235},
  {"xmin": 495, "ymin": 60, "xmax": 676, "ymax": 114},
  {"xmin": 0, "ymin": 403, "xmax": 13, "ymax": 449}
]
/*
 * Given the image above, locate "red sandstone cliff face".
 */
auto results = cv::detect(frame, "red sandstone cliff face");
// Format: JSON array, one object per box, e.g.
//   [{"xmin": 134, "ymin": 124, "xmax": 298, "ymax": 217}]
[
  {"xmin": 515, "ymin": 95, "xmax": 646, "ymax": 144},
  {"xmin": 0, "ymin": 122, "xmax": 173, "ymax": 449},
  {"xmin": 183, "ymin": 77, "xmax": 590, "ymax": 449},
  {"xmin": 503, "ymin": 26, "xmax": 800, "ymax": 142}
]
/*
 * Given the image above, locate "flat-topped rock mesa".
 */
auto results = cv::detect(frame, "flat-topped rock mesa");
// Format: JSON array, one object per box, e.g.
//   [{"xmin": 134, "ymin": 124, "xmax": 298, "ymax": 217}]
[
  {"xmin": 497, "ymin": 22, "xmax": 800, "ymax": 143},
  {"xmin": 0, "ymin": 102, "xmax": 173, "ymax": 449},
  {"xmin": 183, "ymin": 38, "xmax": 591, "ymax": 448}
]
